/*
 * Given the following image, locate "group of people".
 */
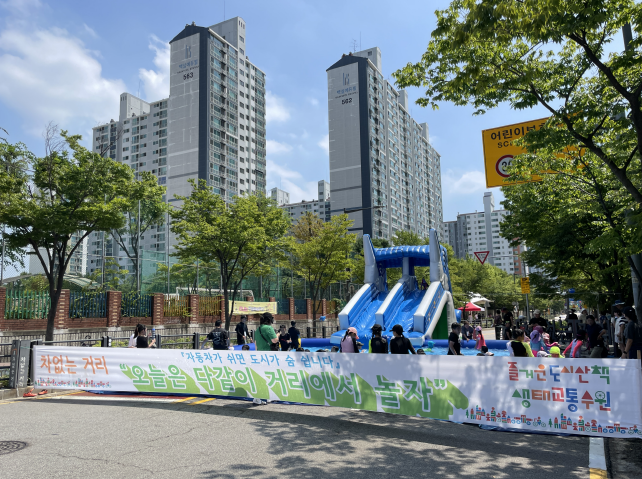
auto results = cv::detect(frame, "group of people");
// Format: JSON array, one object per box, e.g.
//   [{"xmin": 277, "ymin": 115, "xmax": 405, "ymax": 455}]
[{"xmin": 339, "ymin": 323, "xmax": 418, "ymax": 354}]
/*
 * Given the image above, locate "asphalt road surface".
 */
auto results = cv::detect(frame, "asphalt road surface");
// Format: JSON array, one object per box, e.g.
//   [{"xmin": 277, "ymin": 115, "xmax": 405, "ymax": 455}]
[{"xmin": 0, "ymin": 392, "xmax": 591, "ymax": 478}]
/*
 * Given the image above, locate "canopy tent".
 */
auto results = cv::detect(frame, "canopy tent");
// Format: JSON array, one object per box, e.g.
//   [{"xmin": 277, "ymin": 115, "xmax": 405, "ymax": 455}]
[{"xmin": 457, "ymin": 302, "xmax": 482, "ymax": 311}]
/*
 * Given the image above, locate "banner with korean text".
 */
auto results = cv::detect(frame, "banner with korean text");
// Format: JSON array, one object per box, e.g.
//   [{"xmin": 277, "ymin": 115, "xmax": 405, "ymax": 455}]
[
  {"xmin": 33, "ymin": 347, "xmax": 642, "ymax": 438},
  {"xmin": 228, "ymin": 301, "xmax": 277, "ymax": 315}
]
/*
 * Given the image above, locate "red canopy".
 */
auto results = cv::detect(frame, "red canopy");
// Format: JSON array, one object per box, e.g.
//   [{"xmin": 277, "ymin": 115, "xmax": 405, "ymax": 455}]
[{"xmin": 457, "ymin": 302, "xmax": 482, "ymax": 311}]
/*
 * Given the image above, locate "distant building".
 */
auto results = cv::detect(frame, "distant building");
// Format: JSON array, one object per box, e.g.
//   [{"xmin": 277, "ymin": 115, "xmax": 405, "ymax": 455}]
[
  {"xmin": 88, "ymin": 17, "xmax": 266, "ymax": 276},
  {"xmin": 326, "ymin": 47, "xmax": 443, "ymax": 240},
  {"xmin": 442, "ymin": 192, "xmax": 529, "ymax": 276},
  {"xmin": 269, "ymin": 187, "xmax": 290, "ymax": 206},
  {"xmin": 280, "ymin": 180, "xmax": 331, "ymax": 223}
]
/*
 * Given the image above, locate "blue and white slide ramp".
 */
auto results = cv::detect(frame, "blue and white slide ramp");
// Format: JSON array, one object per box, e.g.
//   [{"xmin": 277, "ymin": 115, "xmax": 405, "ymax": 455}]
[{"xmin": 331, "ymin": 228, "xmax": 456, "ymax": 348}]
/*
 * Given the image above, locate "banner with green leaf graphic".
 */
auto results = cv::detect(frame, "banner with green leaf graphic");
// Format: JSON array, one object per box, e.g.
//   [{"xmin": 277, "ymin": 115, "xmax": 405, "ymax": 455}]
[{"xmin": 33, "ymin": 347, "xmax": 642, "ymax": 438}]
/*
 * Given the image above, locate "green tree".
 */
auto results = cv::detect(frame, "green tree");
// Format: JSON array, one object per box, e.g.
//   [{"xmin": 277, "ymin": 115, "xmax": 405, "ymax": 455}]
[
  {"xmin": 0, "ymin": 141, "xmax": 33, "ymax": 272},
  {"xmin": 292, "ymin": 213, "xmax": 356, "ymax": 317},
  {"xmin": 85, "ymin": 258, "xmax": 130, "ymax": 292},
  {"xmin": 0, "ymin": 129, "xmax": 157, "ymax": 341},
  {"xmin": 171, "ymin": 180, "xmax": 291, "ymax": 330},
  {"xmin": 109, "ymin": 182, "xmax": 167, "ymax": 292},
  {"xmin": 501, "ymin": 171, "xmax": 632, "ymax": 309},
  {"xmin": 393, "ymin": 0, "xmax": 642, "ymax": 317}
]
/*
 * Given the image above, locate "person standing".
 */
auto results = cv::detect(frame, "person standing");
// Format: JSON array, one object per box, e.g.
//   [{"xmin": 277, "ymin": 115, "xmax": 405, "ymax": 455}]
[
  {"xmin": 278, "ymin": 324, "xmax": 292, "ymax": 351},
  {"xmin": 461, "ymin": 320, "xmax": 474, "ymax": 341},
  {"xmin": 128, "ymin": 323, "xmax": 143, "ymax": 348},
  {"xmin": 563, "ymin": 331, "xmax": 585, "ymax": 358},
  {"xmin": 390, "ymin": 324, "xmax": 416, "ymax": 354},
  {"xmin": 421, "ymin": 277, "xmax": 428, "ymax": 290},
  {"xmin": 494, "ymin": 309, "xmax": 503, "ymax": 339},
  {"xmin": 503, "ymin": 311, "xmax": 514, "ymax": 340},
  {"xmin": 369, "ymin": 324, "xmax": 388, "ymax": 354},
  {"xmin": 255, "ymin": 313, "xmax": 280, "ymax": 351},
  {"xmin": 622, "ymin": 307, "xmax": 642, "ymax": 363},
  {"xmin": 448, "ymin": 323, "xmax": 462, "ymax": 355},
  {"xmin": 235, "ymin": 315, "xmax": 249, "ymax": 345},
  {"xmin": 135, "ymin": 326, "xmax": 156, "ymax": 349},
  {"xmin": 474, "ymin": 326, "xmax": 486, "ymax": 351},
  {"xmin": 567, "ymin": 309, "xmax": 580, "ymax": 337},
  {"xmin": 208, "ymin": 320, "xmax": 229, "ymax": 350},
  {"xmin": 585, "ymin": 315, "xmax": 607, "ymax": 358},
  {"xmin": 288, "ymin": 321, "xmax": 301, "ymax": 350},
  {"xmin": 614, "ymin": 311, "xmax": 627, "ymax": 358},
  {"xmin": 340, "ymin": 327, "xmax": 359, "ymax": 353}
]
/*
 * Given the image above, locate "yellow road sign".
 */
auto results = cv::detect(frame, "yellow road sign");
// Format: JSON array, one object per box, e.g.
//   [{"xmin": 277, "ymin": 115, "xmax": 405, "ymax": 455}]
[
  {"xmin": 520, "ymin": 277, "xmax": 531, "ymax": 294},
  {"xmin": 482, "ymin": 117, "xmax": 549, "ymax": 188}
]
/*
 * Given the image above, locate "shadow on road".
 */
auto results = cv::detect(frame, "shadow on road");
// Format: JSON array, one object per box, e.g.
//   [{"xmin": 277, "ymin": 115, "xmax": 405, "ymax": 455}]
[{"xmin": 42, "ymin": 397, "xmax": 589, "ymax": 479}]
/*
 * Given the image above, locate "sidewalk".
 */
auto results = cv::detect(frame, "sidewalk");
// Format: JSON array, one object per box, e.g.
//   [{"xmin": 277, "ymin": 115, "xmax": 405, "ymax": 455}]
[{"xmin": 607, "ymin": 438, "xmax": 642, "ymax": 478}]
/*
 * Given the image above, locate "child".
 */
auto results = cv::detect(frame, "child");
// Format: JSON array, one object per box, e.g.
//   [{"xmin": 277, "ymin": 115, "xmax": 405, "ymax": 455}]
[
  {"xmin": 476, "ymin": 345, "xmax": 494, "ymax": 356},
  {"xmin": 369, "ymin": 324, "xmax": 389, "ymax": 354},
  {"xmin": 549, "ymin": 346, "xmax": 562, "ymax": 358},
  {"xmin": 474, "ymin": 326, "xmax": 486, "ymax": 351},
  {"xmin": 241, "ymin": 344, "xmax": 250, "ymax": 351},
  {"xmin": 563, "ymin": 332, "xmax": 585, "ymax": 358},
  {"xmin": 448, "ymin": 323, "xmax": 462, "ymax": 355},
  {"xmin": 530, "ymin": 329, "xmax": 546, "ymax": 353}
]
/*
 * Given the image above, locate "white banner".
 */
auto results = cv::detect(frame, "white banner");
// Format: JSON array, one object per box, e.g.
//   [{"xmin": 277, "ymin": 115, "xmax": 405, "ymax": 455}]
[{"xmin": 33, "ymin": 346, "xmax": 642, "ymax": 438}]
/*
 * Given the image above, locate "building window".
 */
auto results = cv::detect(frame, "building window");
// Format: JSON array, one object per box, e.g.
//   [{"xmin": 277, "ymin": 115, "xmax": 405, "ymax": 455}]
[{"xmin": 240, "ymin": 36, "xmax": 244, "ymax": 42}]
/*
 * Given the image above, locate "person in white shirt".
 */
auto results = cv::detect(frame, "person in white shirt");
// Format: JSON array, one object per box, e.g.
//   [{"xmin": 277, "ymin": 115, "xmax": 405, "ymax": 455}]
[{"xmin": 128, "ymin": 323, "xmax": 143, "ymax": 348}]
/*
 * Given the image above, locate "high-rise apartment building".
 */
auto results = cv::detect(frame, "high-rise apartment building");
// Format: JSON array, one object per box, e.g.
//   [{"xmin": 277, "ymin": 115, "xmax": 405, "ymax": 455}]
[
  {"xmin": 326, "ymin": 48, "xmax": 443, "ymax": 240},
  {"xmin": 88, "ymin": 18, "xmax": 266, "ymax": 276},
  {"xmin": 269, "ymin": 187, "xmax": 290, "ymax": 206},
  {"xmin": 442, "ymin": 192, "xmax": 529, "ymax": 276},
  {"xmin": 279, "ymin": 180, "xmax": 331, "ymax": 223}
]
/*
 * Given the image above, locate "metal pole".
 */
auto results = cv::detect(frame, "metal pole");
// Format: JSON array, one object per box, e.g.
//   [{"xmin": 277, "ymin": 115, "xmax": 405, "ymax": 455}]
[
  {"xmin": 525, "ymin": 293, "xmax": 530, "ymax": 323},
  {"xmin": 101, "ymin": 231, "xmax": 105, "ymax": 287},
  {"xmin": 166, "ymin": 200, "xmax": 170, "ymax": 295},
  {"xmin": 290, "ymin": 255, "xmax": 294, "ymax": 297},
  {"xmin": 137, "ymin": 200, "xmax": 141, "ymax": 292},
  {"xmin": 1, "ymin": 226, "xmax": 5, "ymax": 284}
]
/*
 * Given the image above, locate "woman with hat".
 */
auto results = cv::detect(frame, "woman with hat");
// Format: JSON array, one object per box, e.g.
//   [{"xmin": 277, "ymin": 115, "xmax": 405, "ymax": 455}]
[
  {"xmin": 340, "ymin": 327, "xmax": 360, "ymax": 353},
  {"xmin": 390, "ymin": 324, "xmax": 416, "ymax": 354},
  {"xmin": 368, "ymin": 324, "xmax": 388, "ymax": 354}
]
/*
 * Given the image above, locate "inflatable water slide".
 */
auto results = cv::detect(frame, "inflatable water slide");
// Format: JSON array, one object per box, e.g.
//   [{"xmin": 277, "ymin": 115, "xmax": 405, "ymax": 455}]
[{"xmin": 331, "ymin": 228, "xmax": 456, "ymax": 347}]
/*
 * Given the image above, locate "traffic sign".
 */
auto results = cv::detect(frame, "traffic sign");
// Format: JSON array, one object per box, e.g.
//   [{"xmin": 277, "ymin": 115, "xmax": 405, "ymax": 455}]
[
  {"xmin": 520, "ymin": 277, "xmax": 531, "ymax": 294},
  {"xmin": 568, "ymin": 288, "xmax": 576, "ymax": 293},
  {"xmin": 474, "ymin": 251, "xmax": 490, "ymax": 265},
  {"xmin": 482, "ymin": 118, "xmax": 549, "ymax": 187}
]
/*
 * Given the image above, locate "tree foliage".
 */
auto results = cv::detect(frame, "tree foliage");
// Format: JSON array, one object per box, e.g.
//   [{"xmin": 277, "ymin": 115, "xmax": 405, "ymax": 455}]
[
  {"xmin": 0, "ymin": 128, "xmax": 155, "ymax": 340},
  {"xmin": 109, "ymin": 179, "xmax": 167, "ymax": 292},
  {"xmin": 171, "ymin": 180, "xmax": 292, "ymax": 330},
  {"xmin": 292, "ymin": 213, "xmax": 356, "ymax": 316},
  {"xmin": 394, "ymin": 0, "xmax": 642, "ymax": 318}
]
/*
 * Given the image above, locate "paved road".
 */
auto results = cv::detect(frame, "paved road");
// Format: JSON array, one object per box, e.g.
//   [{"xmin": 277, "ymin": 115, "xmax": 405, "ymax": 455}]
[{"xmin": 0, "ymin": 392, "xmax": 590, "ymax": 478}]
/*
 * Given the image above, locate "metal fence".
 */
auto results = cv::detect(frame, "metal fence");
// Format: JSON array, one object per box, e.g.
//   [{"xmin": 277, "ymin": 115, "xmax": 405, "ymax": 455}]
[
  {"xmin": 5, "ymin": 290, "xmax": 50, "ymax": 319},
  {"xmin": 164, "ymin": 296, "xmax": 188, "ymax": 317},
  {"xmin": 294, "ymin": 299, "xmax": 307, "ymax": 315},
  {"xmin": 276, "ymin": 298, "xmax": 289, "ymax": 315},
  {"xmin": 199, "ymin": 296, "xmax": 222, "ymax": 316},
  {"xmin": 69, "ymin": 291, "xmax": 107, "ymax": 318},
  {"xmin": 121, "ymin": 292, "xmax": 153, "ymax": 318}
]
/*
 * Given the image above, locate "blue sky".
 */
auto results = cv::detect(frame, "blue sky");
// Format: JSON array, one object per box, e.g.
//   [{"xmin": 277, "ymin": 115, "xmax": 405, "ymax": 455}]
[{"xmin": 0, "ymin": 0, "xmax": 553, "ymax": 221}]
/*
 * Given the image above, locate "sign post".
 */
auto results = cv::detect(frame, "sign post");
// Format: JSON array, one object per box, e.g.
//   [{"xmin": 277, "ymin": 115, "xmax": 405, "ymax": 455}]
[
  {"xmin": 474, "ymin": 251, "xmax": 490, "ymax": 265},
  {"xmin": 482, "ymin": 118, "xmax": 549, "ymax": 188},
  {"xmin": 520, "ymin": 278, "xmax": 531, "ymax": 323}
]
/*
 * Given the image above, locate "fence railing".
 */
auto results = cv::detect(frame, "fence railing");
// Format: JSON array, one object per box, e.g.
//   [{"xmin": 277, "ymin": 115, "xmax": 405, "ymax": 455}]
[
  {"xmin": 5, "ymin": 290, "xmax": 50, "ymax": 319},
  {"xmin": 294, "ymin": 299, "xmax": 307, "ymax": 315},
  {"xmin": 164, "ymin": 297, "xmax": 188, "ymax": 317},
  {"xmin": 121, "ymin": 292, "xmax": 153, "ymax": 318},
  {"xmin": 199, "ymin": 296, "xmax": 222, "ymax": 316},
  {"xmin": 69, "ymin": 291, "xmax": 107, "ymax": 318},
  {"xmin": 276, "ymin": 298, "xmax": 289, "ymax": 315}
]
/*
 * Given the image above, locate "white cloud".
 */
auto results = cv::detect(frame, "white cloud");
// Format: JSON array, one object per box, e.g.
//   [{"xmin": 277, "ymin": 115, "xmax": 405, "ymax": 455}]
[
  {"xmin": 266, "ymin": 91, "xmax": 290, "ymax": 123},
  {"xmin": 308, "ymin": 97, "xmax": 319, "ymax": 106},
  {"xmin": 139, "ymin": 35, "xmax": 170, "ymax": 101},
  {"xmin": 0, "ymin": 0, "xmax": 42, "ymax": 15},
  {"xmin": 267, "ymin": 160, "xmax": 319, "ymax": 203},
  {"xmin": 83, "ymin": 23, "xmax": 98, "ymax": 39},
  {"xmin": 442, "ymin": 170, "xmax": 487, "ymax": 194},
  {"xmin": 317, "ymin": 134, "xmax": 329, "ymax": 154},
  {"xmin": 0, "ymin": 27, "xmax": 126, "ymax": 136},
  {"xmin": 266, "ymin": 139, "xmax": 292, "ymax": 156}
]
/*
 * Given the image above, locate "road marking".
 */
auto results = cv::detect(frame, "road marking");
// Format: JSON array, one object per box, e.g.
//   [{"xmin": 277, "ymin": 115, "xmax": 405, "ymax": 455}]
[
  {"xmin": 589, "ymin": 437, "xmax": 606, "ymax": 478},
  {"xmin": 173, "ymin": 396, "xmax": 197, "ymax": 403},
  {"xmin": 0, "ymin": 401, "xmax": 16, "ymax": 405},
  {"xmin": 189, "ymin": 397, "xmax": 216, "ymax": 405}
]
